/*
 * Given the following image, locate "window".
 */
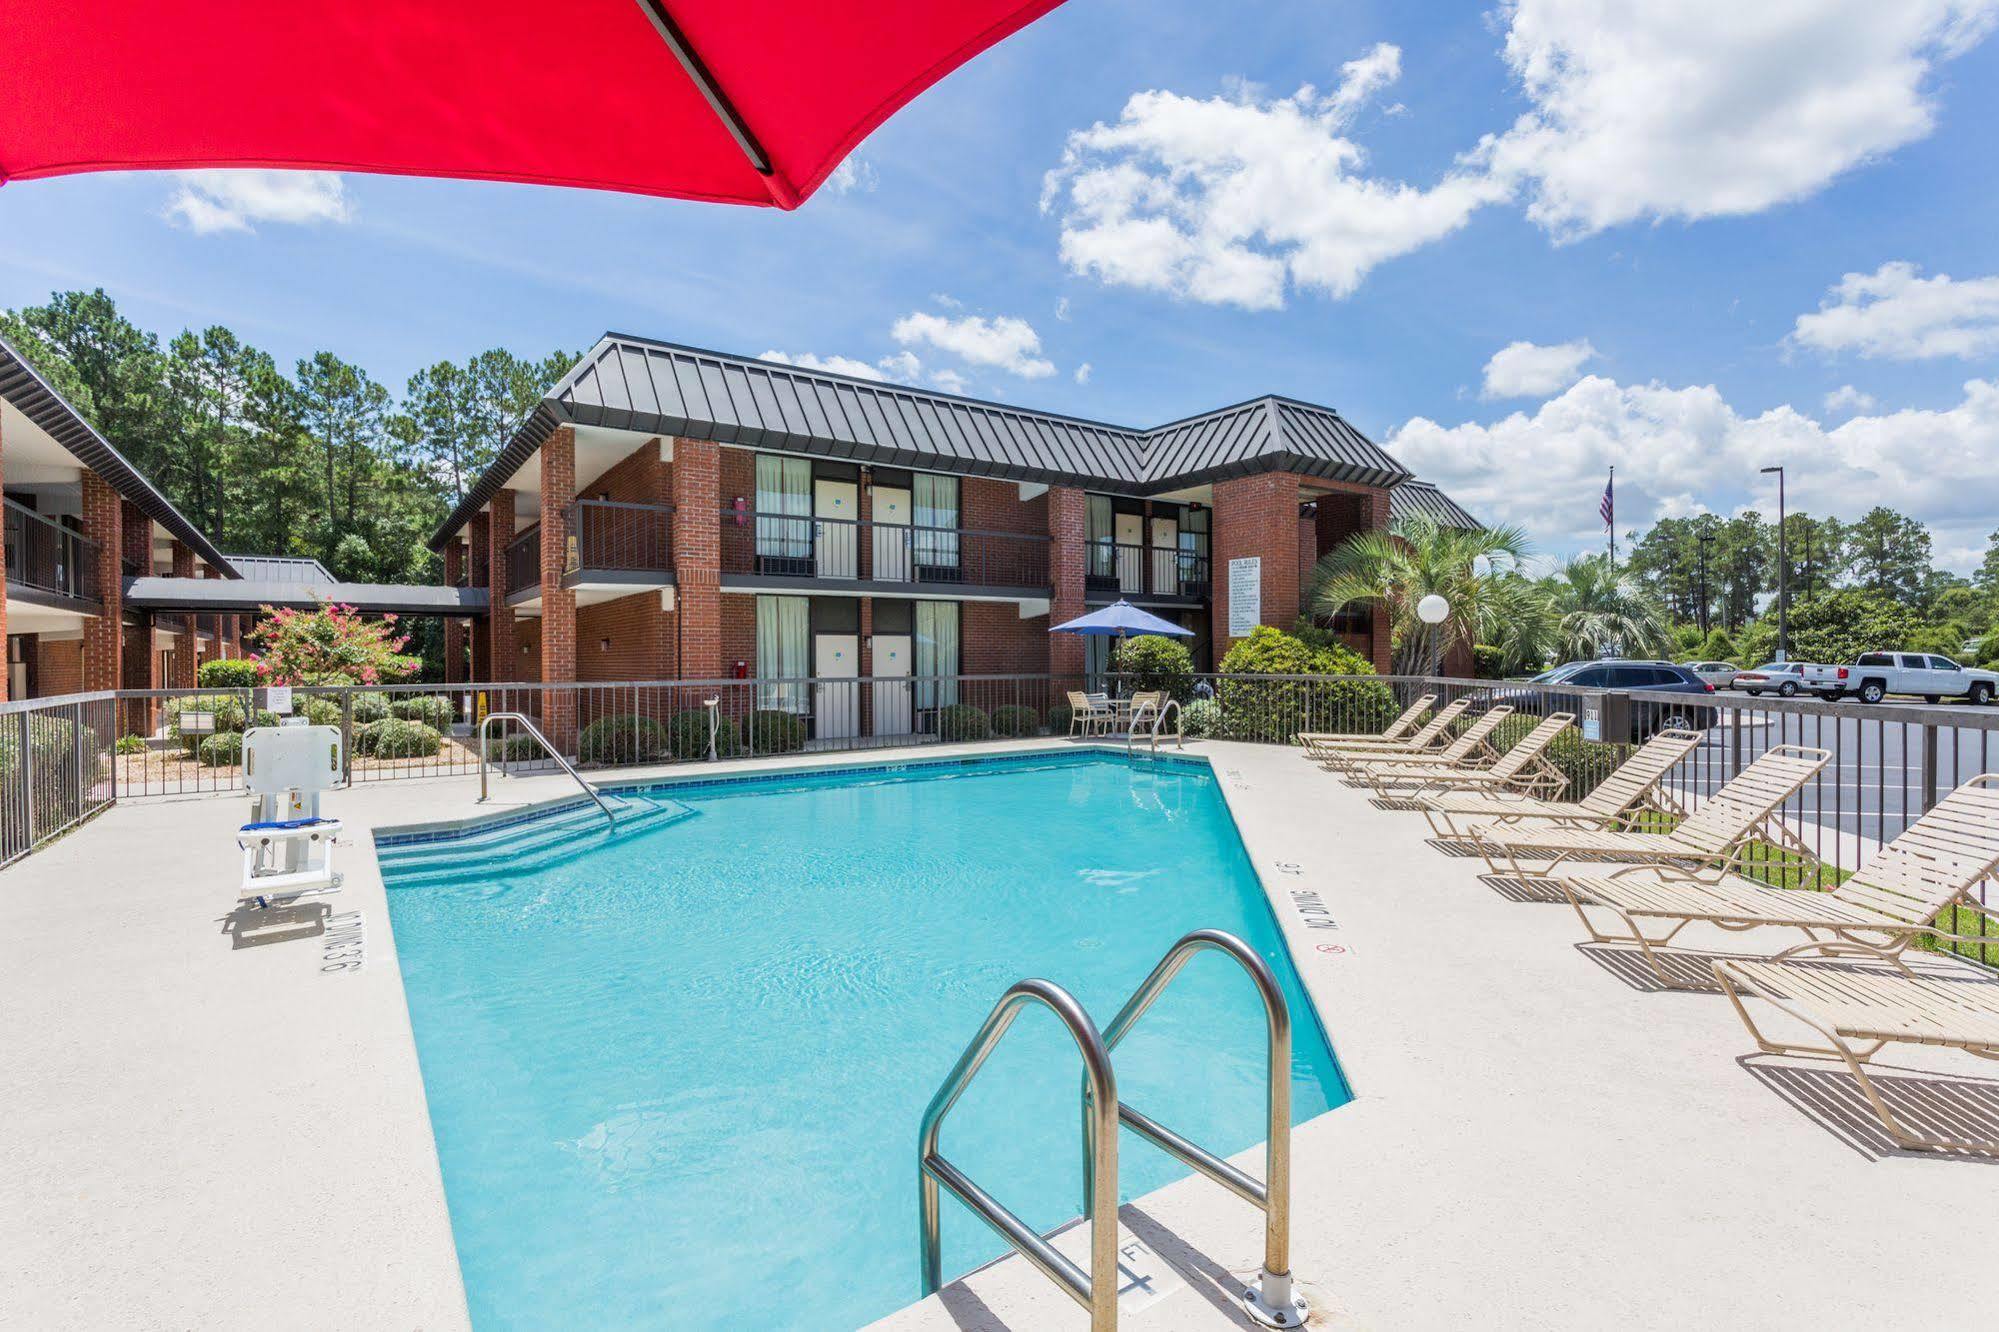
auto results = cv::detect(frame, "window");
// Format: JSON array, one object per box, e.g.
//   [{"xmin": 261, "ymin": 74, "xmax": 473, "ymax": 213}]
[
  {"xmin": 1857, "ymin": 653, "xmax": 1894, "ymax": 667},
  {"xmin": 1178, "ymin": 507, "xmax": 1211, "ymax": 591},
  {"xmin": 1086, "ymin": 495, "xmax": 1115, "ymax": 582},
  {"xmin": 915, "ymin": 600, "xmax": 959, "ymax": 711},
  {"xmin": 754, "ymin": 456, "xmax": 812, "ymax": 562},
  {"xmin": 1568, "ymin": 666, "xmax": 1610, "ymax": 687},
  {"xmin": 1928, "ymin": 656, "xmax": 1960, "ymax": 671},
  {"xmin": 755, "ymin": 595, "xmax": 809, "ymax": 711},
  {"xmin": 912, "ymin": 474, "xmax": 960, "ymax": 572}
]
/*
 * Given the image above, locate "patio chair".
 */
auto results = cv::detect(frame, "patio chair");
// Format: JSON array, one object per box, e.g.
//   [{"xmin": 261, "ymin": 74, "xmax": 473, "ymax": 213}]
[
  {"xmin": 1555, "ymin": 774, "xmax": 1999, "ymax": 986},
  {"xmin": 1327, "ymin": 706, "xmax": 1517, "ymax": 778},
  {"xmin": 1125, "ymin": 690, "xmax": 1167, "ymax": 727},
  {"xmin": 1406, "ymin": 727, "xmax": 1703, "ymax": 841},
  {"xmin": 1303, "ymin": 698, "xmax": 1472, "ymax": 767},
  {"xmin": 1711, "ymin": 956, "xmax": 1999, "ymax": 1154},
  {"xmin": 1461, "ymin": 744, "xmax": 1831, "ymax": 880},
  {"xmin": 1067, "ymin": 690, "xmax": 1114, "ymax": 738},
  {"xmin": 1365, "ymin": 712, "xmax": 1574, "ymax": 800},
  {"xmin": 1298, "ymin": 693, "xmax": 1433, "ymax": 759}
]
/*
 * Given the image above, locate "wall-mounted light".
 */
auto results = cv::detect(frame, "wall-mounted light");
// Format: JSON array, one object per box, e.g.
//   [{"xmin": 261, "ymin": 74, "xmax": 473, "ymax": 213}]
[{"xmin": 600, "ymin": 638, "xmax": 611, "ymax": 653}]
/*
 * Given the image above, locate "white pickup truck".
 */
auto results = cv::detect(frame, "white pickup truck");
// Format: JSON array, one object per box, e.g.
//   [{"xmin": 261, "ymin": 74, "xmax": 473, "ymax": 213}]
[{"xmin": 1819, "ymin": 651, "xmax": 1999, "ymax": 705}]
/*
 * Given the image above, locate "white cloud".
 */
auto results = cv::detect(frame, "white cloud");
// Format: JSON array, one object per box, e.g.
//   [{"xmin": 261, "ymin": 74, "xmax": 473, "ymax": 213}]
[
  {"xmin": 1388, "ymin": 374, "xmax": 1999, "ymax": 569},
  {"xmin": 1481, "ymin": 338, "xmax": 1597, "ymax": 398},
  {"xmin": 1792, "ymin": 261, "xmax": 1999, "ymax": 360},
  {"xmin": 1074, "ymin": 362, "xmax": 1093, "ymax": 385},
  {"xmin": 1054, "ymin": 297, "xmax": 1072, "ymax": 322},
  {"xmin": 929, "ymin": 368, "xmax": 969, "ymax": 395},
  {"xmin": 757, "ymin": 350, "xmax": 889, "ymax": 381},
  {"xmin": 891, "ymin": 311, "xmax": 1056, "ymax": 378},
  {"xmin": 876, "ymin": 351, "xmax": 924, "ymax": 381},
  {"xmin": 825, "ymin": 156, "xmax": 878, "ymax": 194},
  {"xmin": 1824, "ymin": 384, "xmax": 1878, "ymax": 414},
  {"xmin": 163, "ymin": 170, "xmax": 352, "ymax": 234},
  {"xmin": 1477, "ymin": 1, "xmax": 1999, "ymax": 238},
  {"xmin": 1040, "ymin": 44, "xmax": 1505, "ymax": 309},
  {"xmin": 930, "ymin": 292, "xmax": 963, "ymax": 309}
]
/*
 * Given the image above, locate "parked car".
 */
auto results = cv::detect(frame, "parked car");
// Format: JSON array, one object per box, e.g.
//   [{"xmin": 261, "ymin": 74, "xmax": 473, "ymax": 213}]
[
  {"xmin": 1506, "ymin": 659, "xmax": 1718, "ymax": 739},
  {"xmin": 1685, "ymin": 660, "xmax": 1740, "ymax": 689},
  {"xmin": 1831, "ymin": 652, "xmax": 1999, "ymax": 705},
  {"xmin": 1730, "ymin": 661, "xmax": 1830, "ymax": 698}
]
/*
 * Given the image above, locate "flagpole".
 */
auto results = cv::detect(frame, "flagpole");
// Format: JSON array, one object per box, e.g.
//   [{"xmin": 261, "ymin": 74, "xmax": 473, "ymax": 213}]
[{"xmin": 1606, "ymin": 466, "xmax": 1616, "ymax": 572}]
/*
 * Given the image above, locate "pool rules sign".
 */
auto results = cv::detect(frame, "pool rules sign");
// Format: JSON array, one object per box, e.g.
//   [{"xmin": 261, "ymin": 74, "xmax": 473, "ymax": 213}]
[{"xmin": 1228, "ymin": 557, "xmax": 1261, "ymax": 637}]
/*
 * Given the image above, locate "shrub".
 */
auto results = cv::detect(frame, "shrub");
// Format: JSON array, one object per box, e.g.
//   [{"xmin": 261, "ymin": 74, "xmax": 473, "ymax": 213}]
[
  {"xmin": 990, "ymin": 704, "xmax": 1040, "ymax": 737},
  {"xmin": 360, "ymin": 717, "xmax": 443, "ymax": 759},
  {"xmin": 243, "ymin": 602, "xmax": 419, "ymax": 686},
  {"xmin": 1113, "ymin": 634, "xmax": 1194, "ymax": 700},
  {"xmin": 197, "ymin": 658, "xmax": 260, "ymax": 688},
  {"xmin": 494, "ymin": 733, "xmax": 548, "ymax": 763},
  {"xmin": 577, "ymin": 714, "xmax": 666, "ymax": 765},
  {"xmin": 164, "ymin": 693, "xmax": 277, "ymax": 754},
  {"xmin": 667, "ymin": 708, "xmax": 744, "ymax": 761},
  {"xmin": 1485, "ymin": 713, "xmax": 1626, "ymax": 800},
  {"xmin": 115, "ymin": 734, "xmax": 147, "ymax": 756},
  {"xmin": 746, "ymin": 709, "xmax": 807, "ymax": 754},
  {"xmin": 196, "ymin": 732, "xmax": 244, "ymax": 767},
  {"xmin": 1217, "ymin": 627, "xmax": 1396, "ymax": 742},
  {"xmin": 348, "ymin": 692, "xmax": 391, "ymax": 724},
  {"xmin": 1470, "ymin": 644, "xmax": 1505, "ymax": 679},
  {"xmin": 937, "ymin": 703, "xmax": 992, "ymax": 742},
  {"xmin": 294, "ymin": 695, "xmax": 343, "ymax": 728},
  {"xmin": 1047, "ymin": 704, "xmax": 1073, "ymax": 735},
  {"xmin": 390, "ymin": 694, "xmax": 455, "ymax": 728},
  {"xmin": 1183, "ymin": 697, "xmax": 1221, "ymax": 738}
]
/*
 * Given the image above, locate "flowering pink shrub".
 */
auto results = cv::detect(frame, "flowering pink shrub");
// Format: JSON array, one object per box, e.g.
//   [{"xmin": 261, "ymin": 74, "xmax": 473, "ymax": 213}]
[{"xmin": 244, "ymin": 602, "xmax": 420, "ymax": 686}]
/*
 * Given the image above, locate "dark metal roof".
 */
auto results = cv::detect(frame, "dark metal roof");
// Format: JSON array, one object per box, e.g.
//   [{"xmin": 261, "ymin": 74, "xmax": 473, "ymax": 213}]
[
  {"xmin": 124, "ymin": 576, "xmax": 487, "ymax": 617},
  {"xmin": 224, "ymin": 554, "xmax": 336, "ymax": 583},
  {"xmin": 0, "ymin": 332, "xmax": 236, "ymax": 573},
  {"xmin": 1389, "ymin": 480, "xmax": 1481, "ymax": 530},
  {"xmin": 432, "ymin": 335, "xmax": 1413, "ymax": 548}
]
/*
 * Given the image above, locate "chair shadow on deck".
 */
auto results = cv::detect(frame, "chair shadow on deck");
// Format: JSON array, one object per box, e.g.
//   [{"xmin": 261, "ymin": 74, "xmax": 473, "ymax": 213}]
[
  {"xmin": 220, "ymin": 899, "xmax": 330, "ymax": 949},
  {"xmin": 1740, "ymin": 1055, "xmax": 1999, "ymax": 1164},
  {"xmin": 1573, "ymin": 940, "xmax": 1735, "ymax": 992},
  {"xmin": 1477, "ymin": 873, "xmax": 1571, "ymax": 904}
]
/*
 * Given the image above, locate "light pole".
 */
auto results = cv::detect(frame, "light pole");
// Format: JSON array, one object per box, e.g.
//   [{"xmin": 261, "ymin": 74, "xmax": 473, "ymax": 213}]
[
  {"xmin": 1696, "ymin": 516, "xmax": 1717, "ymax": 636},
  {"xmin": 1417, "ymin": 594, "xmax": 1450, "ymax": 678},
  {"xmin": 1760, "ymin": 466, "xmax": 1787, "ymax": 661}
]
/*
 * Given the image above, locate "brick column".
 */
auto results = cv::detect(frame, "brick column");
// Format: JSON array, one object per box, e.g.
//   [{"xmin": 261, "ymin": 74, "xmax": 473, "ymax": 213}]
[
  {"xmin": 539, "ymin": 426, "xmax": 578, "ymax": 749},
  {"xmin": 468, "ymin": 515, "xmax": 492, "ymax": 681},
  {"xmin": 81, "ymin": 475, "xmax": 123, "ymax": 694},
  {"xmin": 1046, "ymin": 486, "xmax": 1087, "ymax": 680},
  {"xmin": 169, "ymin": 541, "xmax": 197, "ymax": 688},
  {"xmin": 670, "ymin": 437, "xmax": 721, "ymax": 680},
  {"xmin": 1210, "ymin": 472, "xmax": 1303, "ymax": 655},
  {"xmin": 486, "ymin": 494, "xmax": 516, "ymax": 680},
  {"xmin": 443, "ymin": 541, "xmax": 466, "ymax": 684}
]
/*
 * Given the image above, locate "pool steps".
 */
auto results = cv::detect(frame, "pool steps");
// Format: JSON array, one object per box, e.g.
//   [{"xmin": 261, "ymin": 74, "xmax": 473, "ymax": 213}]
[{"xmin": 375, "ymin": 794, "xmax": 694, "ymax": 890}]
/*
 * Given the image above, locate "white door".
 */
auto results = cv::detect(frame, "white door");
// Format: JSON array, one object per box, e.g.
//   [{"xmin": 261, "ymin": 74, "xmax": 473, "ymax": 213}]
[
  {"xmin": 871, "ymin": 633, "xmax": 914, "ymax": 735},
  {"xmin": 814, "ymin": 479, "xmax": 859, "ymax": 579},
  {"xmin": 1114, "ymin": 511, "xmax": 1144, "ymax": 593},
  {"xmin": 872, "ymin": 486, "xmax": 912, "ymax": 584},
  {"xmin": 1149, "ymin": 516, "xmax": 1179, "ymax": 595},
  {"xmin": 815, "ymin": 633, "xmax": 860, "ymax": 739}
]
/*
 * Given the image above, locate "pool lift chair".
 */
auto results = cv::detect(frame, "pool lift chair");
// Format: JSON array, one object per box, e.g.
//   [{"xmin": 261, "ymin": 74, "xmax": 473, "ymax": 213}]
[{"xmin": 236, "ymin": 720, "xmax": 344, "ymax": 907}]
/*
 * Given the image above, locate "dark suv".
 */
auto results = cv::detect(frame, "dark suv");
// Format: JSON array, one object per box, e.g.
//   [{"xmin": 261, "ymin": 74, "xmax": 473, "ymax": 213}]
[{"xmin": 1509, "ymin": 659, "xmax": 1718, "ymax": 739}]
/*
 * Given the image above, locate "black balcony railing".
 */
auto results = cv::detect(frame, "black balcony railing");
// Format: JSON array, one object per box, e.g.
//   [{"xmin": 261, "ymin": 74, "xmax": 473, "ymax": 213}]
[
  {"xmin": 720, "ymin": 510, "xmax": 1050, "ymax": 589},
  {"xmin": 1085, "ymin": 540, "xmax": 1209, "ymax": 600},
  {"xmin": 504, "ymin": 523, "xmax": 541, "ymax": 596},
  {"xmin": 4, "ymin": 499, "xmax": 98, "ymax": 602},
  {"xmin": 564, "ymin": 500, "xmax": 674, "ymax": 577}
]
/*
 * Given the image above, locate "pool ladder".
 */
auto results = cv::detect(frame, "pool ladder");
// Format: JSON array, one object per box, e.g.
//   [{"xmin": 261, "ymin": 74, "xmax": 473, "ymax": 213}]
[
  {"xmin": 917, "ymin": 929, "xmax": 1309, "ymax": 1330},
  {"xmin": 476, "ymin": 711, "xmax": 617, "ymax": 826},
  {"xmin": 1124, "ymin": 698, "xmax": 1184, "ymax": 759}
]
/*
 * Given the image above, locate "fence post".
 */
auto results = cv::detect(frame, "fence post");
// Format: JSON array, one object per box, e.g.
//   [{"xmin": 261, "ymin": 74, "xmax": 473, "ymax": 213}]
[
  {"xmin": 18, "ymin": 710, "xmax": 35, "ymax": 844},
  {"xmin": 1920, "ymin": 722, "xmax": 1939, "ymax": 814},
  {"xmin": 341, "ymin": 693, "xmax": 355, "ymax": 784},
  {"xmin": 72, "ymin": 700, "xmax": 86, "ymax": 825}
]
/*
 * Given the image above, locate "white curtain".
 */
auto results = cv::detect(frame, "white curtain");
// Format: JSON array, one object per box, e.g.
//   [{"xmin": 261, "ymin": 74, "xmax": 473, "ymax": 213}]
[
  {"xmin": 755, "ymin": 455, "xmax": 812, "ymax": 559},
  {"xmin": 913, "ymin": 474, "xmax": 960, "ymax": 571},
  {"xmin": 915, "ymin": 600, "xmax": 959, "ymax": 710},
  {"xmin": 1086, "ymin": 495, "xmax": 1114, "ymax": 580},
  {"xmin": 756, "ymin": 595, "xmax": 810, "ymax": 711}
]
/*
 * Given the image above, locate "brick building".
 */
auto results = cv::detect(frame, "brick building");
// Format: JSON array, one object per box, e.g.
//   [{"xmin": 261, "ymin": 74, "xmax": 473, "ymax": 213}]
[
  {"xmin": 430, "ymin": 335, "xmax": 1479, "ymax": 743},
  {"xmin": 1, "ymin": 335, "xmax": 240, "ymax": 705}
]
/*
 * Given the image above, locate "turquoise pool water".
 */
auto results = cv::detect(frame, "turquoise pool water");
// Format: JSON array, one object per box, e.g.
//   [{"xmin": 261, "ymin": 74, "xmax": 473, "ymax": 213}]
[{"xmin": 380, "ymin": 751, "xmax": 1348, "ymax": 1330}]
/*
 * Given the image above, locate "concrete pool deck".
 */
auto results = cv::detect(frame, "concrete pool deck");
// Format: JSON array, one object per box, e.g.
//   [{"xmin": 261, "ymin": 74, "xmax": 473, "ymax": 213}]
[{"xmin": 2, "ymin": 738, "xmax": 1989, "ymax": 1330}]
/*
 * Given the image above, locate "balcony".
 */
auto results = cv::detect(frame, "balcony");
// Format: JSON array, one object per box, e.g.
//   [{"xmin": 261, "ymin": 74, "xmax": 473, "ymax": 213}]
[
  {"xmin": 504, "ymin": 523, "xmax": 541, "ymax": 598},
  {"xmin": 562, "ymin": 500, "xmax": 674, "ymax": 592},
  {"xmin": 719, "ymin": 510, "xmax": 1051, "ymax": 595},
  {"xmin": 1085, "ymin": 541, "xmax": 1210, "ymax": 604},
  {"xmin": 4, "ymin": 499, "xmax": 99, "ymax": 606}
]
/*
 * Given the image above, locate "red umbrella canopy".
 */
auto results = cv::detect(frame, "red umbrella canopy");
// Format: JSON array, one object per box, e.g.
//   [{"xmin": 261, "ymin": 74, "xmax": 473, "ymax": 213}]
[{"xmin": 0, "ymin": 0, "xmax": 1068, "ymax": 208}]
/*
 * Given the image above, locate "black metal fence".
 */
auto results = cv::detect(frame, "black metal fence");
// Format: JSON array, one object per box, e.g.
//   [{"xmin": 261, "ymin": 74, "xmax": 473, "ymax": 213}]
[
  {"xmin": 4, "ymin": 498, "xmax": 98, "ymax": 602},
  {"xmin": 0, "ymin": 691, "xmax": 119, "ymax": 867},
  {"xmin": 566, "ymin": 499, "xmax": 673, "ymax": 576},
  {"xmin": 718, "ymin": 509, "xmax": 1051, "ymax": 589}
]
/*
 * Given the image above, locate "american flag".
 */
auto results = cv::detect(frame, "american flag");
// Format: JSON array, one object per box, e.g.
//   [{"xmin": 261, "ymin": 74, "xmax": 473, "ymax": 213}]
[{"xmin": 1599, "ymin": 473, "xmax": 1614, "ymax": 528}]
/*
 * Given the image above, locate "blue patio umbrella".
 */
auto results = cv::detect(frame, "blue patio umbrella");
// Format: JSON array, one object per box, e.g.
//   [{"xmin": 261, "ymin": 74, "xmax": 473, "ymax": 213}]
[{"xmin": 1049, "ymin": 599, "xmax": 1193, "ymax": 638}]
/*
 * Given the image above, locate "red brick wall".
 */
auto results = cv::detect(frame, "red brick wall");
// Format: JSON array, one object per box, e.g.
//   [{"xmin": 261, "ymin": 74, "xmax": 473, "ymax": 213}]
[
  {"xmin": 577, "ymin": 591, "xmax": 676, "ymax": 682},
  {"xmin": 36, "ymin": 639, "xmax": 82, "ymax": 696},
  {"xmin": 81, "ymin": 474, "xmax": 123, "ymax": 692},
  {"xmin": 514, "ymin": 619, "xmax": 541, "ymax": 682},
  {"xmin": 486, "ymin": 491, "xmax": 517, "ymax": 680},
  {"xmin": 963, "ymin": 600, "xmax": 1049, "ymax": 675},
  {"xmin": 587, "ymin": 437, "xmax": 668, "ymax": 504},
  {"xmin": 720, "ymin": 592, "xmax": 757, "ymax": 677},
  {"xmin": 539, "ymin": 427, "xmax": 578, "ymax": 743},
  {"xmin": 1210, "ymin": 472, "xmax": 1302, "ymax": 654},
  {"xmin": 674, "ymin": 438, "xmax": 724, "ymax": 678},
  {"xmin": 468, "ymin": 514, "xmax": 492, "ymax": 681},
  {"xmin": 1046, "ymin": 486, "xmax": 1086, "ymax": 676},
  {"xmin": 961, "ymin": 477, "xmax": 1046, "ymax": 534},
  {"xmin": 169, "ymin": 541, "xmax": 197, "ymax": 688}
]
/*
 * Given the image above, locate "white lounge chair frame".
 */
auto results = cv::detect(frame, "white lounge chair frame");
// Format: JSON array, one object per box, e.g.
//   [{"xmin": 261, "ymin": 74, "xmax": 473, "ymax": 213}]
[
  {"xmin": 1297, "ymin": 693, "xmax": 1433, "ymax": 759},
  {"xmin": 1375, "ymin": 712, "xmax": 1575, "ymax": 802},
  {"xmin": 1408, "ymin": 728, "xmax": 1701, "ymax": 841}
]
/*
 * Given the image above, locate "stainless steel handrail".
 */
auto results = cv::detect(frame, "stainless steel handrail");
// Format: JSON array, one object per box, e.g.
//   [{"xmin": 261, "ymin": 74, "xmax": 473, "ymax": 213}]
[
  {"xmin": 918, "ymin": 978, "xmax": 1119, "ymax": 1332},
  {"xmin": 477, "ymin": 711, "xmax": 616, "ymax": 825},
  {"xmin": 1123, "ymin": 698, "xmax": 1184, "ymax": 758},
  {"xmin": 1092, "ymin": 929, "xmax": 1308, "ymax": 1329}
]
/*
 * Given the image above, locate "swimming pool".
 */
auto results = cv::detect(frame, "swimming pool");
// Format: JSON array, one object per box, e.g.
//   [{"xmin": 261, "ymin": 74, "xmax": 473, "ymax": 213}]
[{"xmin": 379, "ymin": 750, "xmax": 1348, "ymax": 1330}]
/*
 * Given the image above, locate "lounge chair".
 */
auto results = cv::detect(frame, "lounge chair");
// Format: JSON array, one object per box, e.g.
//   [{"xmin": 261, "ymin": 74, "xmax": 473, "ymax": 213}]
[
  {"xmin": 1461, "ymin": 744, "xmax": 1830, "ymax": 880},
  {"xmin": 1406, "ymin": 727, "xmax": 1703, "ymax": 841},
  {"xmin": 1557, "ymin": 774, "xmax": 1999, "ymax": 986},
  {"xmin": 1329, "ymin": 706, "xmax": 1517, "ymax": 778},
  {"xmin": 1067, "ymin": 691, "xmax": 1114, "ymax": 737},
  {"xmin": 1303, "ymin": 698, "xmax": 1472, "ymax": 767},
  {"xmin": 1365, "ymin": 712, "xmax": 1575, "ymax": 800},
  {"xmin": 1298, "ymin": 694, "xmax": 1433, "ymax": 760},
  {"xmin": 1712, "ymin": 956, "xmax": 1999, "ymax": 1153}
]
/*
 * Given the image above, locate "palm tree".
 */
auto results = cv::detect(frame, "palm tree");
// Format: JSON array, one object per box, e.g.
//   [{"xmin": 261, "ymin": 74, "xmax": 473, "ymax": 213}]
[
  {"xmin": 1305, "ymin": 515, "xmax": 1533, "ymax": 675},
  {"xmin": 1543, "ymin": 555, "xmax": 1671, "ymax": 661}
]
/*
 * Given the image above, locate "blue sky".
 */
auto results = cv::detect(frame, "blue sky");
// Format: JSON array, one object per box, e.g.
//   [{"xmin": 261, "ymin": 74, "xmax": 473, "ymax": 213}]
[{"xmin": 4, "ymin": 0, "xmax": 1998, "ymax": 567}]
